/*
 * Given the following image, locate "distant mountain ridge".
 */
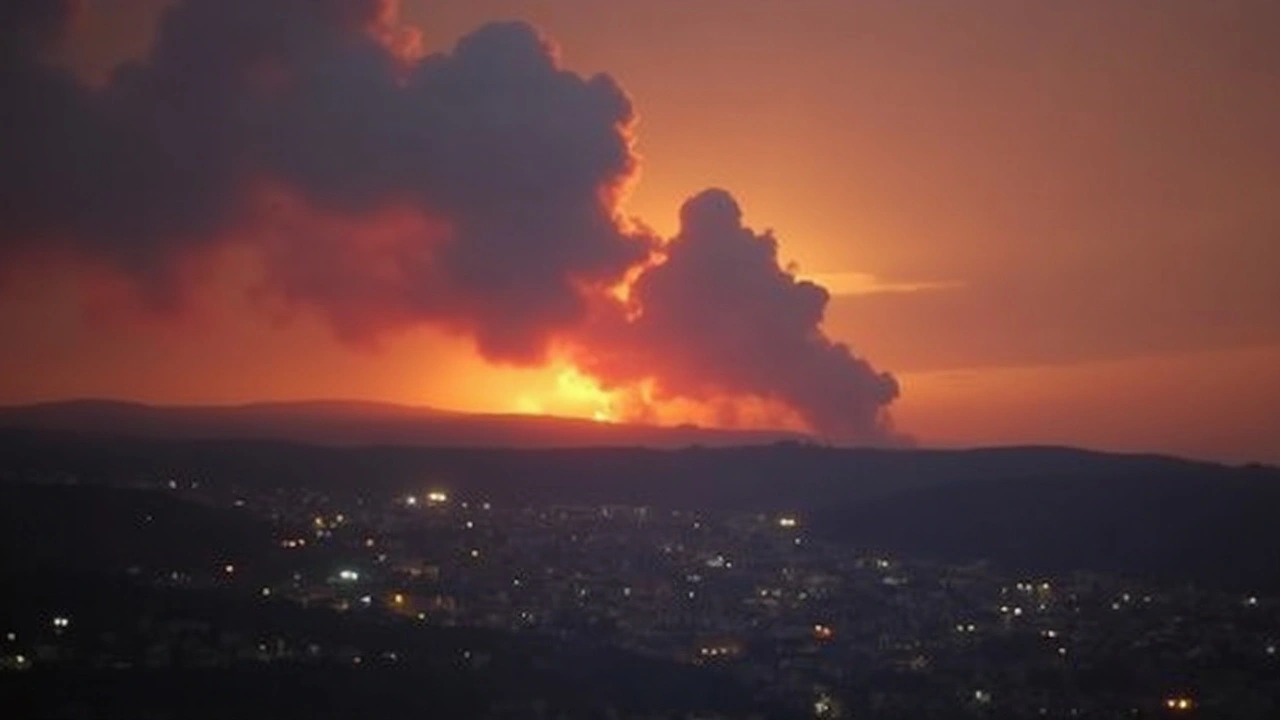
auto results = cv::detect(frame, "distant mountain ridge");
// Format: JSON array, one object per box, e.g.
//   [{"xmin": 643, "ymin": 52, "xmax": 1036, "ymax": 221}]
[
  {"xmin": 2, "ymin": 426, "xmax": 1278, "ymax": 591},
  {"xmin": 0, "ymin": 399, "xmax": 811, "ymax": 449}
]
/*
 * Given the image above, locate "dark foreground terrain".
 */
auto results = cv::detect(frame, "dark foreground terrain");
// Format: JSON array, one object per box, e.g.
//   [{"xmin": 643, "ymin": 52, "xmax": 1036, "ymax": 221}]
[
  {"xmin": 2, "ymin": 431, "xmax": 1279, "ymax": 718},
  {"xmin": 4, "ymin": 429, "xmax": 1279, "ymax": 590},
  {"xmin": 2, "ymin": 571, "xmax": 769, "ymax": 720}
]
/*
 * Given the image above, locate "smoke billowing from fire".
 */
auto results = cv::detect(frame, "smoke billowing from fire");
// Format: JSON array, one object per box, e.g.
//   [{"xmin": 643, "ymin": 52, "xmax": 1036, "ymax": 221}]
[{"xmin": 0, "ymin": 0, "xmax": 901, "ymax": 443}]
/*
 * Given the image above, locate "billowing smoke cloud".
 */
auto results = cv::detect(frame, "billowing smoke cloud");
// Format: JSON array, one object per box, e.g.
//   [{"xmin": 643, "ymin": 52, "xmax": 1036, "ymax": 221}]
[
  {"xmin": 2, "ymin": 0, "xmax": 648, "ymax": 352},
  {"xmin": 0, "ymin": 0, "xmax": 900, "ymax": 443},
  {"xmin": 579, "ymin": 190, "xmax": 900, "ymax": 440},
  {"xmin": 0, "ymin": 0, "xmax": 81, "ymax": 52}
]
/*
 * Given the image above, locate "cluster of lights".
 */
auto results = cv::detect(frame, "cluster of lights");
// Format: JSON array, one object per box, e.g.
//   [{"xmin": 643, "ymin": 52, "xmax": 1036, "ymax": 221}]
[
  {"xmin": 698, "ymin": 645, "xmax": 737, "ymax": 658},
  {"xmin": 998, "ymin": 605, "xmax": 1024, "ymax": 617},
  {"xmin": 312, "ymin": 514, "xmax": 346, "ymax": 530},
  {"xmin": 813, "ymin": 693, "xmax": 837, "ymax": 718},
  {"xmin": 51, "ymin": 617, "xmax": 70, "ymax": 629},
  {"xmin": 777, "ymin": 516, "xmax": 798, "ymax": 529},
  {"xmin": 1165, "ymin": 697, "xmax": 1194, "ymax": 712},
  {"xmin": 279, "ymin": 538, "xmax": 306, "ymax": 549},
  {"xmin": 311, "ymin": 515, "xmax": 340, "ymax": 539},
  {"xmin": 955, "ymin": 623, "xmax": 978, "ymax": 633},
  {"xmin": 337, "ymin": 569, "xmax": 360, "ymax": 583},
  {"xmin": 1014, "ymin": 581, "xmax": 1052, "ymax": 593},
  {"xmin": 426, "ymin": 491, "xmax": 449, "ymax": 505},
  {"xmin": 812, "ymin": 624, "xmax": 835, "ymax": 641},
  {"xmin": 705, "ymin": 554, "xmax": 730, "ymax": 569}
]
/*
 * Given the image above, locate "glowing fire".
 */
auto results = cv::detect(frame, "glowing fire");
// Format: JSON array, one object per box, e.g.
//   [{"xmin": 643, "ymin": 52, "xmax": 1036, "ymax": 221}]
[
  {"xmin": 513, "ymin": 364, "xmax": 618, "ymax": 423},
  {"xmin": 505, "ymin": 359, "xmax": 815, "ymax": 435}
]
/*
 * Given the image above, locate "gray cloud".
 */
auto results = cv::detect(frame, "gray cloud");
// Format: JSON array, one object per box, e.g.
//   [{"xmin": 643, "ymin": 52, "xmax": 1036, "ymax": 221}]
[
  {"xmin": 579, "ymin": 190, "xmax": 901, "ymax": 442},
  {"xmin": 0, "ymin": 0, "xmax": 899, "ymax": 441},
  {"xmin": 3, "ymin": 1, "xmax": 648, "ymax": 355}
]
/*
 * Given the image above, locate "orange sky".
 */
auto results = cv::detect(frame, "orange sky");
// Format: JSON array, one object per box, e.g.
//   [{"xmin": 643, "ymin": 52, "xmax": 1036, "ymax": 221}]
[{"xmin": 3, "ymin": 0, "xmax": 1278, "ymax": 463}]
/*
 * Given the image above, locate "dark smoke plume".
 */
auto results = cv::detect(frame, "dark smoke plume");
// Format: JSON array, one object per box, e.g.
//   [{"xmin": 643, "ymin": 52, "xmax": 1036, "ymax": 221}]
[
  {"xmin": 578, "ymin": 190, "xmax": 900, "ymax": 441},
  {"xmin": 0, "ymin": 0, "xmax": 900, "ymax": 443}
]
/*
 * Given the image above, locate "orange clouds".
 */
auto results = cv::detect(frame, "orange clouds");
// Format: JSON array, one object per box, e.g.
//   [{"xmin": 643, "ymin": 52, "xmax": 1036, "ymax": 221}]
[
  {"xmin": 0, "ymin": 0, "xmax": 900, "ymax": 443},
  {"xmin": 10, "ymin": 1, "xmax": 1276, "ymax": 461}
]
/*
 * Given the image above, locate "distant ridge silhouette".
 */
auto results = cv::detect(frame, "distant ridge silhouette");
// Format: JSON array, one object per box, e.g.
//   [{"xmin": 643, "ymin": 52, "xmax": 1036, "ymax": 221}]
[{"xmin": 0, "ymin": 399, "xmax": 811, "ymax": 449}]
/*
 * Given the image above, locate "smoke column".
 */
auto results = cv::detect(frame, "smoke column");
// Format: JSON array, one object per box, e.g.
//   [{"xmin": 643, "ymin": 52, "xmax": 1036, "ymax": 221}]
[{"xmin": 0, "ymin": 0, "xmax": 901, "ymax": 443}]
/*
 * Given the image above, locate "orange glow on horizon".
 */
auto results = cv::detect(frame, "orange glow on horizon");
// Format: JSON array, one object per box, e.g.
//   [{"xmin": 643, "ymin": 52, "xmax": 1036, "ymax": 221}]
[
  {"xmin": 503, "ymin": 359, "xmax": 812, "ymax": 433},
  {"xmin": 3, "ymin": 1, "xmax": 1277, "ymax": 465},
  {"xmin": 513, "ymin": 364, "xmax": 619, "ymax": 423}
]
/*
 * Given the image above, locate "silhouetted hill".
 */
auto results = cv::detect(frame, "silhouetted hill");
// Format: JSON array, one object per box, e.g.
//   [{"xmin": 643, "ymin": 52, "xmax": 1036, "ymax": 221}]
[
  {"xmin": 0, "ymin": 483, "xmax": 273, "ymax": 575},
  {"xmin": 2, "ymin": 430, "xmax": 1278, "ymax": 590},
  {"xmin": 808, "ymin": 470, "xmax": 1280, "ymax": 591},
  {"xmin": 0, "ymin": 399, "xmax": 808, "ymax": 448},
  {"xmin": 0, "ymin": 429, "xmax": 1242, "ymax": 506}
]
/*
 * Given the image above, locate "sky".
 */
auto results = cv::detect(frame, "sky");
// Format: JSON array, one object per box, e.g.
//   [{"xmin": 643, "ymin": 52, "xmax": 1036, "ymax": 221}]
[{"xmin": 1, "ymin": 0, "xmax": 1278, "ymax": 463}]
